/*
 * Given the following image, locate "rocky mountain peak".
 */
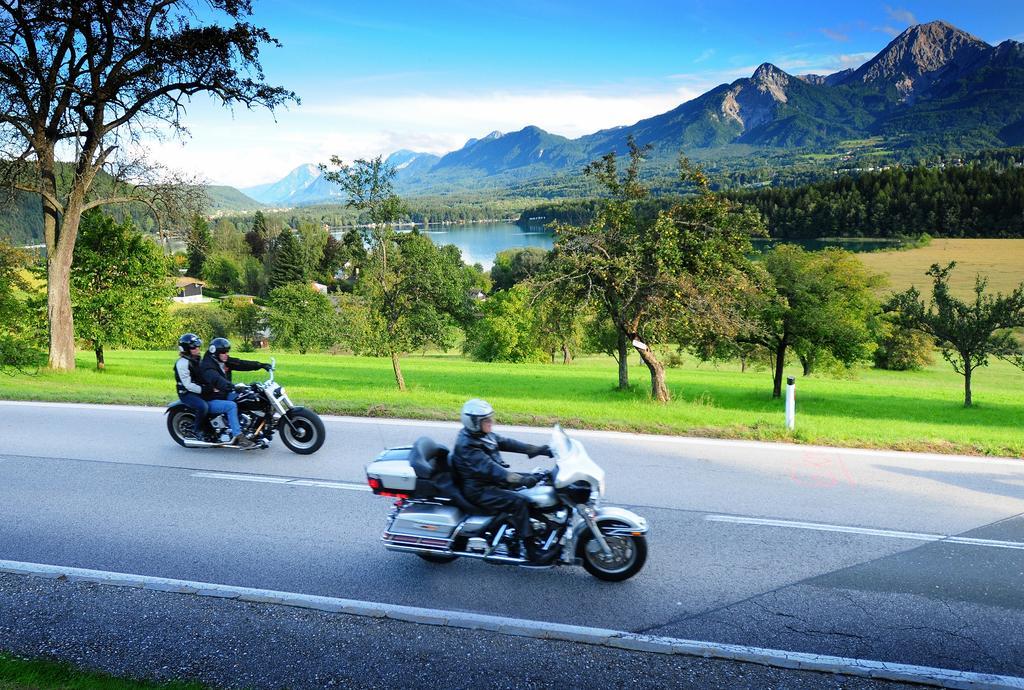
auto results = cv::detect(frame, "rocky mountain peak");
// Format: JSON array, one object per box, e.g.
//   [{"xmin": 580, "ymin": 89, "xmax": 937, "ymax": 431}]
[
  {"xmin": 750, "ymin": 63, "xmax": 790, "ymax": 102},
  {"xmin": 852, "ymin": 20, "xmax": 990, "ymax": 98}
]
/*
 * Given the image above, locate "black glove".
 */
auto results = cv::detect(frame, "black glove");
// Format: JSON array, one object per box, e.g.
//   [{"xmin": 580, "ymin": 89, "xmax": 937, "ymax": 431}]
[
  {"xmin": 261, "ymin": 363, "xmax": 272, "ymax": 371},
  {"xmin": 496, "ymin": 458, "xmax": 510, "ymax": 468},
  {"xmin": 528, "ymin": 444, "xmax": 554, "ymax": 458},
  {"xmin": 507, "ymin": 472, "xmax": 538, "ymax": 488}
]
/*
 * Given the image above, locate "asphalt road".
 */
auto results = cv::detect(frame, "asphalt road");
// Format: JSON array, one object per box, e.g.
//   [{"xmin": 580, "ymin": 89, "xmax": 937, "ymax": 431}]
[{"xmin": 1, "ymin": 400, "xmax": 1022, "ymax": 679}]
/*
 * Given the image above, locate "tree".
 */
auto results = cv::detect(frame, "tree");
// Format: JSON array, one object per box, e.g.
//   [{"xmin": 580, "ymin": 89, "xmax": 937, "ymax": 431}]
[
  {"xmin": 321, "ymin": 156, "xmax": 471, "ymax": 390},
  {"xmin": 888, "ymin": 263, "xmax": 1024, "ymax": 406},
  {"xmin": 873, "ymin": 316, "xmax": 935, "ymax": 371},
  {"xmin": 0, "ymin": 239, "xmax": 45, "ymax": 371},
  {"xmin": 546, "ymin": 141, "xmax": 763, "ymax": 401},
  {"xmin": 738, "ymin": 246, "xmax": 882, "ymax": 398},
  {"xmin": 268, "ymin": 229, "xmax": 306, "ymax": 289},
  {"xmin": 490, "ymin": 247, "xmax": 548, "ymax": 292},
  {"xmin": 70, "ymin": 211, "xmax": 176, "ymax": 369},
  {"xmin": 266, "ymin": 284, "xmax": 337, "ymax": 353},
  {"xmin": 465, "ymin": 285, "xmax": 546, "ymax": 363},
  {"xmin": 185, "ymin": 215, "xmax": 211, "ymax": 278},
  {"xmin": 245, "ymin": 210, "xmax": 270, "ymax": 260},
  {"xmin": 203, "ymin": 254, "xmax": 243, "ymax": 294},
  {"xmin": 0, "ymin": 1, "xmax": 295, "ymax": 370}
]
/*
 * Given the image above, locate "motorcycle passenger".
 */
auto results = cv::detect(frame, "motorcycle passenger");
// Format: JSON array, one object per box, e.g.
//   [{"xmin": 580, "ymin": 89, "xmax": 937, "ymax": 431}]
[
  {"xmin": 200, "ymin": 337, "xmax": 269, "ymax": 448},
  {"xmin": 451, "ymin": 399, "xmax": 557, "ymax": 565},
  {"xmin": 174, "ymin": 333, "xmax": 214, "ymax": 440}
]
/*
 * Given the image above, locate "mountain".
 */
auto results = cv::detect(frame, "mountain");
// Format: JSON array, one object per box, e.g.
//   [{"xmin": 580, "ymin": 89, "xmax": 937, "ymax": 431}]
[
  {"xmin": 247, "ymin": 20, "xmax": 1024, "ymax": 199},
  {"xmin": 202, "ymin": 185, "xmax": 264, "ymax": 212},
  {"xmin": 241, "ymin": 164, "xmax": 321, "ymax": 205},
  {"xmin": 839, "ymin": 21, "xmax": 990, "ymax": 99}
]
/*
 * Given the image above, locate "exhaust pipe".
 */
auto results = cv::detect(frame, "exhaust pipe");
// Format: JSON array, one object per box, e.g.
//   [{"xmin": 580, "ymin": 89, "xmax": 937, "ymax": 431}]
[
  {"xmin": 383, "ymin": 542, "xmax": 530, "ymax": 565},
  {"xmin": 181, "ymin": 438, "xmax": 249, "ymax": 450}
]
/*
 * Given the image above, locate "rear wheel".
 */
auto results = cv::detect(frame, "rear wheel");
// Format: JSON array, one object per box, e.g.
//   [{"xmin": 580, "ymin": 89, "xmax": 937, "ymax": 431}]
[
  {"xmin": 280, "ymin": 408, "xmax": 326, "ymax": 455},
  {"xmin": 578, "ymin": 521, "xmax": 647, "ymax": 582},
  {"xmin": 166, "ymin": 409, "xmax": 195, "ymax": 448}
]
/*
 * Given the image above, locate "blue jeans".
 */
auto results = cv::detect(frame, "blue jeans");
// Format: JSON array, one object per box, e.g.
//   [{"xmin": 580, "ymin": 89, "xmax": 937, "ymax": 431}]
[
  {"xmin": 178, "ymin": 393, "xmax": 208, "ymax": 432},
  {"xmin": 208, "ymin": 398, "xmax": 241, "ymax": 437}
]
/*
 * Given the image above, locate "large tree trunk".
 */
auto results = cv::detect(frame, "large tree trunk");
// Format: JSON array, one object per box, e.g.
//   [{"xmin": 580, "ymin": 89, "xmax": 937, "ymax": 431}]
[
  {"xmin": 390, "ymin": 350, "xmax": 406, "ymax": 391},
  {"xmin": 94, "ymin": 342, "xmax": 105, "ymax": 370},
  {"xmin": 772, "ymin": 342, "xmax": 788, "ymax": 399},
  {"xmin": 616, "ymin": 331, "xmax": 629, "ymax": 390},
  {"xmin": 636, "ymin": 344, "xmax": 670, "ymax": 402},
  {"xmin": 561, "ymin": 343, "xmax": 572, "ymax": 365},
  {"xmin": 963, "ymin": 364, "xmax": 972, "ymax": 407},
  {"xmin": 46, "ymin": 245, "xmax": 77, "ymax": 370}
]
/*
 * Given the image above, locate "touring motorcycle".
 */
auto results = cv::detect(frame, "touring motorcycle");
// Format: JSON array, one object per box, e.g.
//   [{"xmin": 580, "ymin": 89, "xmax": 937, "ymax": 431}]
[
  {"xmin": 365, "ymin": 425, "xmax": 648, "ymax": 581},
  {"xmin": 165, "ymin": 358, "xmax": 326, "ymax": 455}
]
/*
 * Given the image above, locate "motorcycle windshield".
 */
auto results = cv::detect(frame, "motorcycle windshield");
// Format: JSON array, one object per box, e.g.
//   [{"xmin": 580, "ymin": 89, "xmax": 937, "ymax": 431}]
[{"xmin": 550, "ymin": 425, "xmax": 605, "ymax": 497}]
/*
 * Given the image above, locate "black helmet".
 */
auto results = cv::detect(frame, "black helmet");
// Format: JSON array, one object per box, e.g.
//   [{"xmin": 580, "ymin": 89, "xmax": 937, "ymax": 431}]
[
  {"xmin": 178, "ymin": 333, "xmax": 202, "ymax": 354},
  {"xmin": 209, "ymin": 337, "xmax": 231, "ymax": 355},
  {"xmin": 460, "ymin": 398, "xmax": 494, "ymax": 434}
]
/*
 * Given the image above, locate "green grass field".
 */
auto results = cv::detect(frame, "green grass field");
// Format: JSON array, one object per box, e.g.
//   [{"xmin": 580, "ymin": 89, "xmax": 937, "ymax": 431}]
[
  {"xmin": 3, "ymin": 349, "xmax": 1023, "ymax": 458},
  {"xmin": 860, "ymin": 238, "xmax": 1024, "ymax": 298}
]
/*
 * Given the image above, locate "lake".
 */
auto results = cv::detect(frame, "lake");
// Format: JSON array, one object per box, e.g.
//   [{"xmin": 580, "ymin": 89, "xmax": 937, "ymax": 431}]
[
  {"xmin": 420, "ymin": 222, "xmax": 554, "ymax": 270},
  {"xmin": 332, "ymin": 222, "xmax": 905, "ymax": 270}
]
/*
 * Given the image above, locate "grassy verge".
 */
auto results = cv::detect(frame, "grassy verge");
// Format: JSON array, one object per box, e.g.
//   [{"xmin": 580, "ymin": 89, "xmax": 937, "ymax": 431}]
[
  {"xmin": 2, "ymin": 349, "xmax": 1023, "ymax": 458},
  {"xmin": 0, "ymin": 654, "xmax": 203, "ymax": 690}
]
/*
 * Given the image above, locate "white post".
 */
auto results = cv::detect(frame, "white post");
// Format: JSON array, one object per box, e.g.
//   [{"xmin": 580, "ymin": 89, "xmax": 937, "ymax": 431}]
[{"xmin": 785, "ymin": 376, "xmax": 796, "ymax": 430}]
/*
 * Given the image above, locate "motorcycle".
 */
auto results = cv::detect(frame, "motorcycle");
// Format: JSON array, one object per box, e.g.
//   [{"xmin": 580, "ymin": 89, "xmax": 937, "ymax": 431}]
[
  {"xmin": 165, "ymin": 358, "xmax": 326, "ymax": 455},
  {"xmin": 365, "ymin": 425, "xmax": 648, "ymax": 581}
]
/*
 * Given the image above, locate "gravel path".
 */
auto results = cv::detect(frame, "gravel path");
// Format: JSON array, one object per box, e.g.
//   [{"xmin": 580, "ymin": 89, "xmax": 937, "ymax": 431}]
[{"xmin": 0, "ymin": 572, "xmax": 921, "ymax": 690}]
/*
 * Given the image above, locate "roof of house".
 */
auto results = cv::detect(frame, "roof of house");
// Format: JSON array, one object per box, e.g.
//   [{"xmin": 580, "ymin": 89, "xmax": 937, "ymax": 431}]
[{"xmin": 174, "ymin": 277, "xmax": 206, "ymax": 288}]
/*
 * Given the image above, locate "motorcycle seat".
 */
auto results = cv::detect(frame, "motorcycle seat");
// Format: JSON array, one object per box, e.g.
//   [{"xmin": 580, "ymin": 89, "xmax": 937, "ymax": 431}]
[
  {"xmin": 410, "ymin": 436, "xmax": 486, "ymax": 514},
  {"xmin": 409, "ymin": 436, "xmax": 450, "ymax": 479}
]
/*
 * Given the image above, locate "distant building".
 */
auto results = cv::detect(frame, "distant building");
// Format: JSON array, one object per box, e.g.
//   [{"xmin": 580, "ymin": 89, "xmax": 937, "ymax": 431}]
[{"xmin": 173, "ymin": 277, "xmax": 207, "ymax": 303}]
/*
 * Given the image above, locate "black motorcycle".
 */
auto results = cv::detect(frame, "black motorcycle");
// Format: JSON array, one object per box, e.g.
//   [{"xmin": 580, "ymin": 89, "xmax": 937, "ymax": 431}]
[{"xmin": 165, "ymin": 358, "xmax": 326, "ymax": 455}]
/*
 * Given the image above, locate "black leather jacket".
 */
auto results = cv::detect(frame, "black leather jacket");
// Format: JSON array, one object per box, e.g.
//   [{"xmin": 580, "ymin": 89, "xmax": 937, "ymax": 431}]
[
  {"xmin": 199, "ymin": 352, "xmax": 265, "ymax": 400},
  {"xmin": 451, "ymin": 428, "xmax": 545, "ymax": 496}
]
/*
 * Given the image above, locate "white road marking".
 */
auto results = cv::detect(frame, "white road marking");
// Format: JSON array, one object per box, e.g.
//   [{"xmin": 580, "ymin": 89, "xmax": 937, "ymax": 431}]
[
  {"xmin": 1, "ymin": 399, "xmax": 1021, "ymax": 466},
  {"xmin": 1, "ymin": 560, "xmax": 1022, "ymax": 689},
  {"xmin": 191, "ymin": 471, "xmax": 370, "ymax": 492},
  {"xmin": 707, "ymin": 514, "xmax": 1024, "ymax": 550}
]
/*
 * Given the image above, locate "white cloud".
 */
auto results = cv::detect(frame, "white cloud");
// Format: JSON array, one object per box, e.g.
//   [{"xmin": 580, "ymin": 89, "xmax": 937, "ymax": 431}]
[
  {"xmin": 694, "ymin": 48, "xmax": 715, "ymax": 63},
  {"xmin": 875, "ymin": 25, "xmax": 901, "ymax": 37},
  {"xmin": 821, "ymin": 28, "xmax": 850, "ymax": 42},
  {"xmin": 884, "ymin": 5, "xmax": 917, "ymax": 26}
]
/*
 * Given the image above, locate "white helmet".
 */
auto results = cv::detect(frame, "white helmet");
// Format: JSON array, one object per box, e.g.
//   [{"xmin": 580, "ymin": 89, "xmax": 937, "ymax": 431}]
[{"xmin": 460, "ymin": 398, "xmax": 494, "ymax": 434}]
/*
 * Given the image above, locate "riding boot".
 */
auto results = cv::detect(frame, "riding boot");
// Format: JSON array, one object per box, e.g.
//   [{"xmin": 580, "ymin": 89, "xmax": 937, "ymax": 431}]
[{"xmin": 524, "ymin": 538, "xmax": 559, "ymax": 566}]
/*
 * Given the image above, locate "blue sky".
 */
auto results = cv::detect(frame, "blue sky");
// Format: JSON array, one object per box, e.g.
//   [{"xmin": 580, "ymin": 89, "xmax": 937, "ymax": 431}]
[{"xmin": 151, "ymin": 1, "xmax": 1024, "ymax": 187}]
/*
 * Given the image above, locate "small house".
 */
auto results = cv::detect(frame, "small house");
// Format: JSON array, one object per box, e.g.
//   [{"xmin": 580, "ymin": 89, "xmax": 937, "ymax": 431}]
[{"xmin": 173, "ymin": 277, "xmax": 206, "ymax": 303}]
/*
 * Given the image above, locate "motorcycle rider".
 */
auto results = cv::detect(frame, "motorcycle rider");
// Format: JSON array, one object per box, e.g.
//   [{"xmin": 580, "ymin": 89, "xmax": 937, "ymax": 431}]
[
  {"xmin": 174, "ymin": 333, "xmax": 214, "ymax": 440},
  {"xmin": 451, "ymin": 399, "xmax": 557, "ymax": 566},
  {"xmin": 200, "ymin": 337, "xmax": 270, "ymax": 448}
]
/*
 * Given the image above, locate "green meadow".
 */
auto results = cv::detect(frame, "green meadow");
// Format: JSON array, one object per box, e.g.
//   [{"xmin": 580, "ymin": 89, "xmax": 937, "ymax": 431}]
[{"xmin": 2, "ymin": 349, "xmax": 1022, "ymax": 458}]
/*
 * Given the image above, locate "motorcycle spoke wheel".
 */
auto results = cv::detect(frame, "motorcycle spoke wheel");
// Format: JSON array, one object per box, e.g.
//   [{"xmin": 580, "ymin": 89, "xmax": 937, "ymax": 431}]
[
  {"xmin": 579, "ymin": 522, "xmax": 647, "ymax": 582},
  {"xmin": 167, "ymin": 410, "xmax": 195, "ymax": 447},
  {"xmin": 280, "ymin": 409, "xmax": 326, "ymax": 455}
]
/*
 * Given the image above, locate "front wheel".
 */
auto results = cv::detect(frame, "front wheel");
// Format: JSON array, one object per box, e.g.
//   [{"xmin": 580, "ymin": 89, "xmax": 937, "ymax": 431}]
[
  {"xmin": 279, "ymin": 408, "xmax": 326, "ymax": 455},
  {"xmin": 578, "ymin": 522, "xmax": 647, "ymax": 582},
  {"xmin": 166, "ymin": 408, "xmax": 195, "ymax": 448}
]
